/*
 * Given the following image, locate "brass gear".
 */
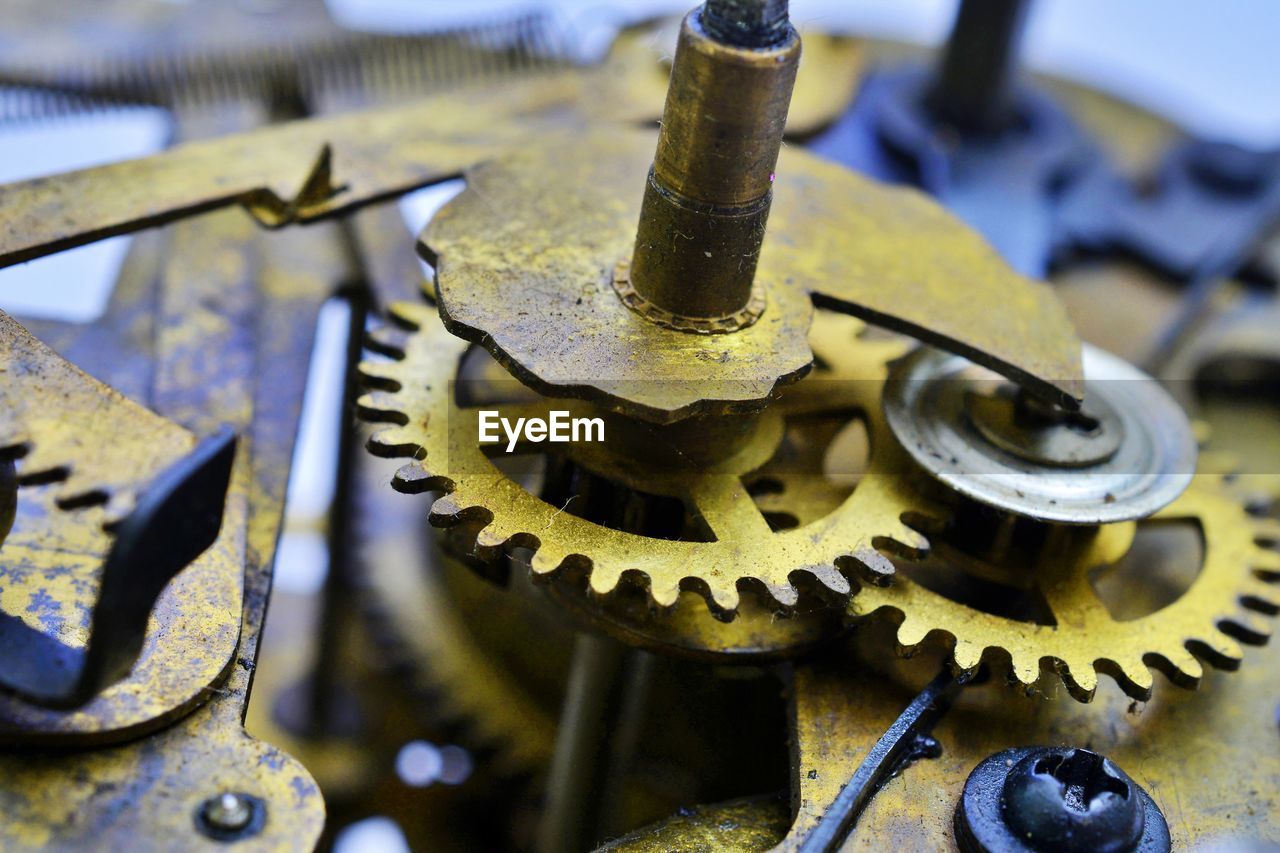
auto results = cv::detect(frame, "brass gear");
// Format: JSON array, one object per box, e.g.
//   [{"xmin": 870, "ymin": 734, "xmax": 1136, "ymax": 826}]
[
  {"xmin": 850, "ymin": 476, "xmax": 1280, "ymax": 702},
  {"xmin": 358, "ymin": 296, "xmax": 1280, "ymax": 699},
  {"xmin": 357, "ymin": 300, "xmax": 927, "ymax": 617}
]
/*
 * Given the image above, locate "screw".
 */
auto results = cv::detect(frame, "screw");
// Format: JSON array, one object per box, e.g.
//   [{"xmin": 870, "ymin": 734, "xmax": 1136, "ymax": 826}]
[
  {"xmin": 196, "ymin": 792, "xmax": 264, "ymax": 841},
  {"xmin": 955, "ymin": 747, "xmax": 1169, "ymax": 853},
  {"xmin": 1002, "ymin": 749, "xmax": 1143, "ymax": 852},
  {"xmin": 701, "ymin": 0, "xmax": 791, "ymax": 48}
]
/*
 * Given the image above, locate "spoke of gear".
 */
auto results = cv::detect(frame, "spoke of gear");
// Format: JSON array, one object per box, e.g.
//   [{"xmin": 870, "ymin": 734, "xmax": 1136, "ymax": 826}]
[
  {"xmin": 850, "ymin": 476, "xmax": 1280, "ymax": 702},
  {"xmin": 357, "ymin": 299, "xmax": 928, "ymax": 618}
]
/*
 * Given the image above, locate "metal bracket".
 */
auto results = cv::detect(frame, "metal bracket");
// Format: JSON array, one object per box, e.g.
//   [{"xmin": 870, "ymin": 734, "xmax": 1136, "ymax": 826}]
[{"xmin": 0, "ymin": 428, "xmax": 237, "ymax": 709}]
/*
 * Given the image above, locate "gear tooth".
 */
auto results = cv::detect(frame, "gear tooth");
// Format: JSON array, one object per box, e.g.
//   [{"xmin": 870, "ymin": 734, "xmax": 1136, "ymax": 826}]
[
  {"xmin": 357, "ymin": 391, "xmax": 409, "ymax": 423},
  {"xmin": 369, "ymin": 425, "xmax": 422, "ymax": 457},
  {"xmin": 387, "ymin": 300, "xmax": 429, "ymax": 328},
  {"xmin": 651, "ymin": 582, "xmax": 681, "ymax": 609},
  {"xmin": 1252, "ymin": 547, "xmax": 1280, "ymax": 581},
  {"xmin": 1009, "ymin": 652, "xmax": 1039, "ymax": 688},
  {"xmin": 1213, "ymin": 632, "xmax": 1246, "ymax": 663},
  {"xmin": 474, "ymin": 526, "xmax": 508, "ymax": 558},
  {"xmin": 1188, "ymin": 634, "xmax": 1244, "ymax": 671},
  {"xmin": 393, "ymin": 462, "xmax": 436, "ymax": 493},
  {"xmin": 1220, "ymin": 613, "xmax": 1272, "ymax": 646},
  {"xmin": 382, "ymin": 426, "xmax": 417, "ymax": 446},
  {"xmin": 895, "ymin": 616, "xmax": 928, "ymax": 650},
  {"xmin": 808, "ymin": 563, "xmax": 849, "ymax": 596},
  {"xmin": 809, "ymin": 565, "xmax": 851, "ymax": 596},
  {"xmin": 588, "ymin": 565, "xmax": 622, "ymax": 596},
  {"xmin": 1241, "ymin": 582, "xmax": 1280, "ymax": 615},
  {"xmin": 952, "ymin": 639, "xmax": 982, "ymax": 673},
  {"xmin": 766, "ymin": 582, "xmax": 799, "ymax": 608},
  {"xmin": 357, "ymin": 359, "xmax": 406, "ymax": 387},
  {"xmin": 1253, "ymin": 518, "xmax": 1280, "ymax": 547},
  {"xmin": 1101, "ymin": 658, "xmax": 1153, "ymax": 701},
  {"xmin": 1057, "ymin": 660, "xmax": 1100, "ymax": 703},
  {"xmin": 365, "ymin": 326, "xmax": 409, "ymax": 359},
  {"xmin": 895, "ymin": 522, "xmax": 930, "ymax": 555},
  {"xmin": 847, "ymin": 548, "xmax": 895, "ymax": 586},
  {"xmin": 699, "ymin": 581, "xmax": 739, "ymax": 615},
  {"xmin": 528, "ymin": 548, "xmax": 563, "ymax": 577},
  {"xmin": 429, "ymin": 495, "xmax": 464, "ymax": 522},
  {"xmin": 1145, "ymin": 649, "xmax": 1203, "ymax": 689}
]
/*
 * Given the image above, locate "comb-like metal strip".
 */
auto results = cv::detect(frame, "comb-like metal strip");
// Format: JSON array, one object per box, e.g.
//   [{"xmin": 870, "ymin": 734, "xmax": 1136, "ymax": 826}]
[{"xmin": 0, "ymin": 14, "xmax": 569, "ymax": 123}]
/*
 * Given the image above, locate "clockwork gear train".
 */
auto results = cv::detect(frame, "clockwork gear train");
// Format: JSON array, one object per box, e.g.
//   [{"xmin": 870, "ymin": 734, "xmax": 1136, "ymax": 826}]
[{"xmin": 0, "ymin": 0, "xmax": 1276, "ymax": 850}]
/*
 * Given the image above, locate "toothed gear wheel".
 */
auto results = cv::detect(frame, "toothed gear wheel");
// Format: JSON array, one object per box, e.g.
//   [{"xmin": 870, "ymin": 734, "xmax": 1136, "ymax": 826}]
[
  {"xmin": 358, "ymin": 300, "xmax": 927, "ymax": 617},
  {"xmin": 851, "ymin": 476, "xmax": 1280, "ymax": 702}
]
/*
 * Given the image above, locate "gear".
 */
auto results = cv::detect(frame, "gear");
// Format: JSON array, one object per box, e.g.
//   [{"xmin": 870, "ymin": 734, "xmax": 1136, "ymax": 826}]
[
  {"xmin": 357, "ymin": 300, "xmax": 927, "ymax": 617},
  {"xmin": 849, "ymin": 475, "xmax": 1280, "ymax": 702},
  {"xmin": 359, "ymin": 296, "xmax": 1280, "ymax": 697}
]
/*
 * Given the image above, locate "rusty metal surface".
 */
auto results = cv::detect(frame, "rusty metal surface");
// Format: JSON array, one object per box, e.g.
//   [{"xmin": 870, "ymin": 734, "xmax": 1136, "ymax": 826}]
[
  {"xmin": 784, "ymin": 643, "xmax": 1279, "ymax": 850},
  {"xmin": 428, "ymin": 127, "xmax": 1082, "ymax": 426},
  {"xmin": 0, "ymin": 218, "xmax": 333, "ymax": 845},
  {"xmin": 0, "ymin": 308, "xmax": 243, "ymax": 741},
  {"xmin": 0, "ymin": 311, "xmax": 195, "ymax": 521},
  {"xmin": 0, "ymin": 87, "xmax": 336, "ymax": 842},
  {"xmin": 0, "ymin": 73, "xmax": 581, "ymax": 269},
  {"xmin": 0, "ymin": 426, "xmax": 235, "ymax": 710},
  {"xmin": 600, "ymin": 795, "xmax": 790, "ymax": 851},
  {"xmin": 0, "ymin": 8, "xmax": 549, "ymax": 842},
  {"xmin": 0, "ymin": 687, "xmax": 324, "ymax": 851}
]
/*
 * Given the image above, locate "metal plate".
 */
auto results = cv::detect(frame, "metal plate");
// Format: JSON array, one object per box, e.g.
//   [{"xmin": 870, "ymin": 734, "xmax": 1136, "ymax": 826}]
[{"xmin": 428, "ymin": 126, "xmax": 1083, "ymax": 425}]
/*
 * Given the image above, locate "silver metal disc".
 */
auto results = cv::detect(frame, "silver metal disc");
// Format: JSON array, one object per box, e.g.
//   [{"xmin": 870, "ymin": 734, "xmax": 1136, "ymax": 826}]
[{"xmin": 884, "ymin": 344, "xmax": 1198, "ymax": 524}]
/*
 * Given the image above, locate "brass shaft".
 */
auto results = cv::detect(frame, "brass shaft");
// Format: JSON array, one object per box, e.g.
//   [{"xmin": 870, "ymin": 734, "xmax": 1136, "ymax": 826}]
[{"xmin": 627, "ymin": 5, "xmax": 800, "ymax": 325}]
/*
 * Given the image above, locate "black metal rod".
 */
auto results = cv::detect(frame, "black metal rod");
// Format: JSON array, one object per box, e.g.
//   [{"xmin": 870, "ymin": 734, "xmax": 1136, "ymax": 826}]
[
  {"xmin": 535, "ymin": 634, "xmax": 652, "ymax": 853},
  {"xmin": 927, "ymin": 0, "xmax": 1031, "ymax": 133},
  {"xmin": 798, "ymin": 669, "xmax": 968, "ymax": 853}
]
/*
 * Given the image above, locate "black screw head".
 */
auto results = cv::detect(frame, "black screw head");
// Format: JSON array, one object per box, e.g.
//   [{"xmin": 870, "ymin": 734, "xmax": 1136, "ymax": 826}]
[
  {"xmin": 1002, "ymin": 749, "xmax": 1144, "ymax": 853},
  {"xmin": 955, "ymin": 746, "xmax": 1170, "ymax": 853}
]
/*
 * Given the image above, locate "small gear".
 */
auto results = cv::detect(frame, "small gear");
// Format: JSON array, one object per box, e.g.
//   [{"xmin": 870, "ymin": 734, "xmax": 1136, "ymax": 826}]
[
  {"xmin": 358, "ymin": 300, "xmax": 927, "ymax": 617},
  {"xmin": 850, "ymin": 475, "xmax": 1280, "ymax": 701}
]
